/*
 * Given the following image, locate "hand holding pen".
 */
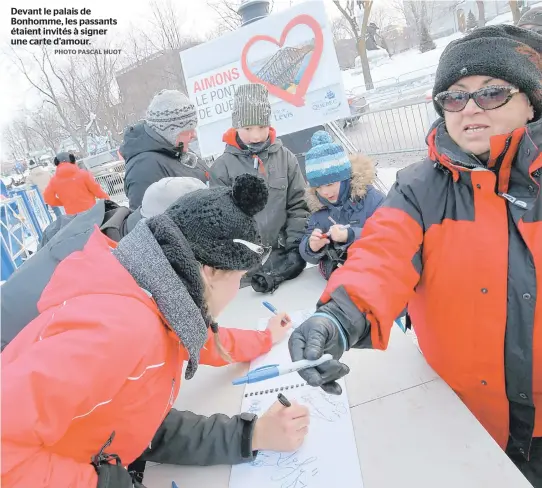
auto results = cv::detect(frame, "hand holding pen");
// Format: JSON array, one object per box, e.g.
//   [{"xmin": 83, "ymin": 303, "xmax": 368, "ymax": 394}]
[{"xmin": 263, "ymin": 301, "xmax": 292, "ymax": 344}]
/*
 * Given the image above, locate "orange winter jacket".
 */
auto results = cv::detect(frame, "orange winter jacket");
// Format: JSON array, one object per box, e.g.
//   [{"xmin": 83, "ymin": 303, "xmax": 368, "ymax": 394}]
[
  {"xmin": 1, "ymin": 230, "xmax": 272, "ymax": 488},
  {"xmin": 43, "ymin": 163, "xmax": 109, "ymax": 215},
  {"xmin": 322, "ymin": 119, "xmax": 542, "ymax": 454}
]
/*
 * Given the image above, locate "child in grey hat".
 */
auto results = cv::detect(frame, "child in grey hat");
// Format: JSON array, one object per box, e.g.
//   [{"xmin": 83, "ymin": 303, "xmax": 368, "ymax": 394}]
[{"xmin": 210, "ymin": 83, "xmax": 309, "ymax": 293}]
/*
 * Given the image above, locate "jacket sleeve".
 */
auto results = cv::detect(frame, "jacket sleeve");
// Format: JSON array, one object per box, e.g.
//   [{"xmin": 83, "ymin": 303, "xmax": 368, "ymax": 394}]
[
  {"xmin": 299, "ymin": 214, "xmax": 326, "ymax": 264},
  {"xmin": 209, "ymin": 156, "xmax": 232, "ymax": 188},
  {"xmin": 283, "ymin": 151, "xmax": 309, "ymax": 249},
  {"xmin": 141, "ymin": 408, "xmax": 256, "ymax": 466},
  {"xmin": 350, "ymin": 186, "xmax": 386, "ymax": 241},
  {"xmin": 319, "ymin": 173, "xmax": 424, "ymax": 350},
  {"xmin": 199, "ymin": 327, "xmax": 272, "ymax": 366},
  {"xmin": 43, "ymin": 180, "xmax": 62, "ymax": 207},
  {"xmin": 1, "ymin": 299, "xmax": 153, "ymax": 487},
  {"xmin": 84, "ymin": 172, "xmax": 109, "ymax": 200},
  {"xmin": 124, "ymin": 158, "xmax": 168, "ymax": 209}
]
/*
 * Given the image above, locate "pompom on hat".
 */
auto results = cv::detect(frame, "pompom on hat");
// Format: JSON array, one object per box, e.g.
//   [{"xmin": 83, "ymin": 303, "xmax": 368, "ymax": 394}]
[
  {"xmin": 163, "ymin": 173, "xmax": 269, "ymax": 270},
  {"xmin": 304, "ymin": 131, "xmax": 351, "ymax": 188}
]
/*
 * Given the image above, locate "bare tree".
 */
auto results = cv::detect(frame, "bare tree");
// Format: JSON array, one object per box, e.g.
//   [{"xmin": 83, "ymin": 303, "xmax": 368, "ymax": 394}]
[
  {"xmin": 207, "ymin": 0, "xmax": 243, "ymax": 32},
  {"xmin": 8, "ymin": 47, "xmax": 86, "ymax": 154},
  {"xmin": 332, "ymin": 16, "xmax": 356, "ymax": 42},
  {"xmin": 509, "ymin": 0, "xmax": 521, "ymax": 24},
  {"xmin": 476, "ymin": 0, "xmax": 486, "ymax": 27},
  {"xmin": 395, "ymin": 1, "xmax": 436, "ymax": 52},
  {"xmin": 333, "ymin": 0, "xmax": 374, "ymax": 89}
]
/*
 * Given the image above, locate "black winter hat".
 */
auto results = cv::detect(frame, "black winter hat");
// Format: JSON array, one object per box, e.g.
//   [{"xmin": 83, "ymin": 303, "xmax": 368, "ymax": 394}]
[
  {"xmin": 54, "ymin": 151, "xmax": 76, "ymax": 165},
  {"xmin": 164, "ymin": 173, "xmax": 269, "ymax": 270},
  {"xmin": 433, "ymin": 25, "xmax": 542, "ymax": 118}
]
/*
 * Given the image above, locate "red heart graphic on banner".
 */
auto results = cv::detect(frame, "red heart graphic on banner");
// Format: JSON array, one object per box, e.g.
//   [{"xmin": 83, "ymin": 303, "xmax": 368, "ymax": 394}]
[{"xmin": 241, "ymin": 14, "xmax": 324, "ymax": 107}]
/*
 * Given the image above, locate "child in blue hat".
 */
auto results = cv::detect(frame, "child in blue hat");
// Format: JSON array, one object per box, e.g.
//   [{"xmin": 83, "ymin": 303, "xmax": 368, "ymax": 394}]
[{"xmin": 299, "ymin": 131, "xmax": 385, "ymax": 279}]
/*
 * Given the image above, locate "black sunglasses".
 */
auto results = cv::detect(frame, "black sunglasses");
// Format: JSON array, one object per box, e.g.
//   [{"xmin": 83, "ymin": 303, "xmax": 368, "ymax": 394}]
[{"xmin": 434, "ymin": 85, "xmax": 520, "ymax": 112}]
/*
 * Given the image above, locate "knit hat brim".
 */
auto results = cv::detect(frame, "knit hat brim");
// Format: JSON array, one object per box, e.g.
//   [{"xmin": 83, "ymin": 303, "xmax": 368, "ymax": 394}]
[{"xmin": 433, "ymin": 25, "xmax": 542, "ymax": 119}]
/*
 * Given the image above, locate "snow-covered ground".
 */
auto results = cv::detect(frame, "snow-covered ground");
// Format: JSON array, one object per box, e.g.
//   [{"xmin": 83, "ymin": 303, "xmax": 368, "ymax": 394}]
[{"xmin": 340, "ymin": 5, "xmax": 529, "ymax": 99}]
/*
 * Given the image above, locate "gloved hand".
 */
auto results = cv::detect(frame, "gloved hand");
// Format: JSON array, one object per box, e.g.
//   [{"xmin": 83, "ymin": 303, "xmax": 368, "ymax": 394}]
[
  {"xmin": 289, "ymin": 313, "xmax": 350, "ymax": 395},
  {"xmin": 96, "ymin": 462, "xmax": 146, "ymax": 488}
]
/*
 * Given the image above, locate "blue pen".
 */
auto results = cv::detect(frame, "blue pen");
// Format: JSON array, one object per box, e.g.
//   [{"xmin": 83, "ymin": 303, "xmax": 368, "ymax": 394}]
[
  {"xmin": 172, "ymin": 481, "xmax": 179, "ymax": 488},
  {"xmin": 262, "ymin": 301, "xmax": 290, "ymax": 326},
  {"xmin": 232, "ymin": 353, "xmax": 333, "ymax": 385}
]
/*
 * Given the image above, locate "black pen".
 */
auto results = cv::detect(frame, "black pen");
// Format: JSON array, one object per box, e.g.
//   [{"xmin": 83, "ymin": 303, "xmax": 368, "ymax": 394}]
[{"xmin": 277, "ymin": 392, "xmax": 291, "ymax": 407}]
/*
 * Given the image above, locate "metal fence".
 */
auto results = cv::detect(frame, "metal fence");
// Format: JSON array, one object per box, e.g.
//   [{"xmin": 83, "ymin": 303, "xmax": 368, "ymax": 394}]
[
  {"xmin": 343, "ymin": 101, "xmax": 439, "ymax": 156},
  {"xmin": 95, "ymin": 162, "xmax": 129, "ymax": 205}
]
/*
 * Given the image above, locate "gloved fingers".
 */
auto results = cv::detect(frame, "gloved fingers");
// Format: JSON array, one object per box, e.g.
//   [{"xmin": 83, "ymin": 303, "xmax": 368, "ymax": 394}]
[
  {"xmin": 316, "ymin": 360, "xmax": 350, "ymax": 385},
  {"xmin": 305, "ymin": 326, "xmax": 329, "ymax": 361},
  {"xmin": 321, "ymin": 380, "xmax": 343, "ymax": 395},
  {"xmin": 297, "ymin": 366, "xmax": 325, "ymax": 388},
  {"xmin": 289, "ymin": 330, "xmax": 308, "ymax": 362}
]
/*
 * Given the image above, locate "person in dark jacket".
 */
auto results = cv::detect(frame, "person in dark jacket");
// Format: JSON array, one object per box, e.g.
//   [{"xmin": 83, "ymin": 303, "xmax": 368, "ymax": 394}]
[
  {"xmin": 288, "ymin": 25, "xmax": 542, "ymax": 486},
  {"xmin": 299, "ymin": 131, "xmax": 385, "ymax": 279},
  {"xmin": 210, "ymin": 83, "xmax": 309, "ymax": 293},
  {"xmin": 2, "ymin": 175, "xmax": 308, "ymax": 488},
  {"xmin": 122, "ymin": 89, "xmax": 210, "ymax": 210}
]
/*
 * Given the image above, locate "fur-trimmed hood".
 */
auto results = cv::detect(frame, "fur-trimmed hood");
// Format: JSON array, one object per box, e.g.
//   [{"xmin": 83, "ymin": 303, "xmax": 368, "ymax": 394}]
[{"xmin": 304, "ymin": 154, "xmax": 376, "ymax": 212}]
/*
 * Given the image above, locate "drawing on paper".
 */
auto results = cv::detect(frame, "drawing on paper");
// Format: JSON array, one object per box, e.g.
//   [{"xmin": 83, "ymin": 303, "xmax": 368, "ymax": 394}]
[
  {"xmin": 252, "ymin": 451, "xmax": 319, "ymax": 488},
  {"xmin": 300, "ymin": 390, "xmax": 348, "ymax": 423}
]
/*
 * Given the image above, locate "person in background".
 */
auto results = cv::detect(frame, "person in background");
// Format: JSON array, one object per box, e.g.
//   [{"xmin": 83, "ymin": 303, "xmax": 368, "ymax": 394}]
[
  {"xmin": 518, "ymin": 6, "xmax": 542, "ymax": 34},
  {"xmin": 122, "ymin": 89, "xmax": 210, "ymax": 210},
  {"xmin": 27, "ymin": 159, "xmax": 62, "ymax": 219},
  {"xmin": 210, "ymin": 83, "xmax": 309, "ymax": 293},
  {"xmin": 288, "ymin": 25, "xmax": 542, "ymax": 486},
  {"xmin": 2, "ymin": 174, "xmax": 309, "ymax": 488},
  {"xmin": 299, "ymin": 131, "xmax": 385, "ymax": 280},
  {"xmin": 43, "ymin": 152, "xmax": 109, "ymax": 215}
]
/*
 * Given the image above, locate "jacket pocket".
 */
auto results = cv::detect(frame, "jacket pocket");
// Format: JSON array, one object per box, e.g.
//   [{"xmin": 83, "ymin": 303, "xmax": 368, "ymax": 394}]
[{"xmin": 268, "ymin": 176, "xmax": 287, "ymax": 192}]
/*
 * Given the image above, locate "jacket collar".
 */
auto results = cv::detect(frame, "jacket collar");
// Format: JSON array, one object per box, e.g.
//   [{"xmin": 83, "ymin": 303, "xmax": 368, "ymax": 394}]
[
  {"xmin": 304, "ymin": 154, "xmax": 376, "ymax": 212},
  {"xmin": 427, "ymin": 118, "xmax": 542, "ymax": 193}
]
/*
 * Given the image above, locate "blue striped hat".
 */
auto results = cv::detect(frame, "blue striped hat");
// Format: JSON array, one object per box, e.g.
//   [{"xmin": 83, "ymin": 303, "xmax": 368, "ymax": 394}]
[{"xmin": 305, "ymin": 131, "xmax": 351, "ymax": 188}]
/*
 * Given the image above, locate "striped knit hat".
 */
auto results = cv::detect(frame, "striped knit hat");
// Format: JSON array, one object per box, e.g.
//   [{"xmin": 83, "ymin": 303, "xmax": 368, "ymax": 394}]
[
  {"xmin": 232, "ymin": 84, "xmax": 271, "ymax": 128},
  {"xmin": 146, "ymin": 90, "xmax": 198, "ymax": 146},
  {"xmin": 305, "ymin": 131, "xmax": 351, "ymax": 188}
]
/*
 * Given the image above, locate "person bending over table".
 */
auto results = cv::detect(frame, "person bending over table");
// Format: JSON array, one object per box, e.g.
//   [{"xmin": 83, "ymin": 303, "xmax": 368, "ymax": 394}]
[{"xmin": 2, "ymin": 174, "xmax": 309, "ymax": 488}]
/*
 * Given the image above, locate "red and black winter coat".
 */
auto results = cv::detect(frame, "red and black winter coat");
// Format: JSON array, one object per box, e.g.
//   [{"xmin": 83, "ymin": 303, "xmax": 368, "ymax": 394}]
[{"xmin": 321, "ymin": 118, "xmax": 542, "ymax": 456}]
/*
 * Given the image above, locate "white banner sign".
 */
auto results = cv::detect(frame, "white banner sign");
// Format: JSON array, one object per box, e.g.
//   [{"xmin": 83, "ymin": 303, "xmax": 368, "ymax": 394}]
[{"xmin": 180, "ymin": 0, "xmax": 349, "ymax": 157}]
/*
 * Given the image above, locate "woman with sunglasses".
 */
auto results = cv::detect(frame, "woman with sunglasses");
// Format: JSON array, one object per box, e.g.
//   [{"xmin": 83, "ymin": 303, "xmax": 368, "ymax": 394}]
[
  {"xmin": 288, "ymin": 25, "xmax": 542, "ymax": 486},
  {"xmin": 1, "ymin": 174, "xmax": 310, "ymax": 488}
]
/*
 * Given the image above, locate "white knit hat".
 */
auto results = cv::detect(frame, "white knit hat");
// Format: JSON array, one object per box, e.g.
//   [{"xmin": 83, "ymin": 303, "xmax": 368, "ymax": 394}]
[{"xmin": 141, "ymin": 177, "xmax": 207, "ymax": 218}]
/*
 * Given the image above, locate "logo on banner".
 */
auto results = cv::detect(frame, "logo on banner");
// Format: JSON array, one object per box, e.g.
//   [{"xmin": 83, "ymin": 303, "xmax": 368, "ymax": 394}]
[
  {"xmin": 312, "ymin": 90, "xmax": 341, "ymax": 115},
  {"xmin": 241, "ymin": 14, "xmax": 324, "ymax": 107}
]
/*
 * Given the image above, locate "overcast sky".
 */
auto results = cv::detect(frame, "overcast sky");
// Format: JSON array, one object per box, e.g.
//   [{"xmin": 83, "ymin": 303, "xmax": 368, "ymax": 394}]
[{"xmin": 0, "ymin": 0, "xmax": 343, "ymax": 158}]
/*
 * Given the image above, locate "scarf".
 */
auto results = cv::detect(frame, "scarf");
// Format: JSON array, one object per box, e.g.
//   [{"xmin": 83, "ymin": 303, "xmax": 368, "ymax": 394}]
[{"xmin": 112, "ymin": 220, "xmax": 208, "ymax": 379}]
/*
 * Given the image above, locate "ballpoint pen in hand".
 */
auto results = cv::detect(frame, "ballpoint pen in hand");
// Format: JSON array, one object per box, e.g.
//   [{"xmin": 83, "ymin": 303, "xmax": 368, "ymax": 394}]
[{"xmin": 262, "ymin": 301, "xmax": 291, "ymax": 326}]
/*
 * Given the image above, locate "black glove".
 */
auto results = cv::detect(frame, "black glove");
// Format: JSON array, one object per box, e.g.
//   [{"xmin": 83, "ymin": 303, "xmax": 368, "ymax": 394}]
[
  {"xmin": 251, "ymin": 247, "xmax": 306, "ymax": 293},
  {"xmin": 289, "ymin": 288, "xmax": 371, "ymax": 394},
  {"xmin": 289, "ymin": 312, "xmax": 349, "ymax": 395}
]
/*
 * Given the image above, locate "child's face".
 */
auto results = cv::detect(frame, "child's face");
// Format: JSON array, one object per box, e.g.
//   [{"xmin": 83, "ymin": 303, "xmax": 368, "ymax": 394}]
[
  {"xmin": 316, "ymin": 182, "xmax": 341, "ymax": 203},
  {"xmin": 237, "ymin": 126, "xmax": 270, "ymax": 145}
]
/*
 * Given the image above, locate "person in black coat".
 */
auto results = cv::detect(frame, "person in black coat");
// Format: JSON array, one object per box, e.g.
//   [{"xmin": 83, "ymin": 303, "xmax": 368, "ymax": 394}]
[{"xmin": 121, "ymin": 89, "xmax": 210, "ymax": 209}]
